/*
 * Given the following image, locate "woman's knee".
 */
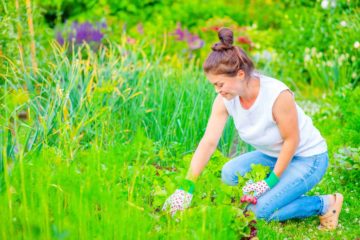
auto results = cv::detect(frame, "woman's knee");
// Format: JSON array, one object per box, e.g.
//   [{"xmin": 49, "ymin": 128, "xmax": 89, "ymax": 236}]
[
  {"xmin": 221, "ymin": 164, "xmax": 237, "ymax": 186},
  {"xmin": 221, "ymin": 151, "xmax": 269, "ymax": 186},
  {"xmin": 221, "ymin": 161, "xmax": 247, "ymax": 186}
]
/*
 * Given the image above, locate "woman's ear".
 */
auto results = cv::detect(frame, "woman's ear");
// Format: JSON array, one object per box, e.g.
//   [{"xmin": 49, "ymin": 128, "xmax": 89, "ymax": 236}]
[{"xmin": 237, "ymin": 70, "xmax": 245, "ymax": 80}]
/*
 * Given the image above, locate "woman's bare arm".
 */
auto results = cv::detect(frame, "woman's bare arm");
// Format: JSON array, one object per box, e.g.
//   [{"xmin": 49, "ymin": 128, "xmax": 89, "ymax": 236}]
[
  {"xmin": 272, "ymin": 90, "xmax": 300, "ymax": 177},
  {"xmin": 185, "ymin": 94, "xmax": 229, "ymax": 182}
]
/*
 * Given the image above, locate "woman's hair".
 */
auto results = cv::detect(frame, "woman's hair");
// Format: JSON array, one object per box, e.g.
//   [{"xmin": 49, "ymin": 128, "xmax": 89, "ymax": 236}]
[{"xmin": 203, "ymin": 28, "xmax": 254, "ymax": 78}]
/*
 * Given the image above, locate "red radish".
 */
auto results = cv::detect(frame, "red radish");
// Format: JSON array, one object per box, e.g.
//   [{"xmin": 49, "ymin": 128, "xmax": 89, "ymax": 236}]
[{"xmin": 252, "ymin": 197, "xmax": 257, "ymax": 205}]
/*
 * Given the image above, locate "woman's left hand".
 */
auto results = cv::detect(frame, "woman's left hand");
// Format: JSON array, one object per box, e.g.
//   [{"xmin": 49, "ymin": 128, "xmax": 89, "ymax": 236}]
[
  {"xmin": 242, "ymin": 180, "xmax": 270, "ymax": 198},
  {"xmin": 243, "ymin": 171, "xmax": 280, "ymax": 198}
]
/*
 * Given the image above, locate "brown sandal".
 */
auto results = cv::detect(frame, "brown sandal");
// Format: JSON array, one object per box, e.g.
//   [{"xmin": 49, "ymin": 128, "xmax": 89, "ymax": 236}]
[{"xmin": 318, "ymin": 193, "xmax": 344, "ymax": 230}]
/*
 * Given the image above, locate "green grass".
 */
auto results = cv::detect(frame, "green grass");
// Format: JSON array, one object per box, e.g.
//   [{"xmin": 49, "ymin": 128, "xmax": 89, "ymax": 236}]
[
  {"xmin": 0, "ymin": 132, "xmax": 359, "ymax": 239},
  {"xmin": 1, "ymin": 1, "xmax": 360, "ymax": 238}
]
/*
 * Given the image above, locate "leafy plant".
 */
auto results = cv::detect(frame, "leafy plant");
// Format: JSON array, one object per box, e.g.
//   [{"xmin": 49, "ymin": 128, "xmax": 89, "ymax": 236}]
[{"xmin": 237, "ymin": 164, "xmax": 271, "ymax": 190}]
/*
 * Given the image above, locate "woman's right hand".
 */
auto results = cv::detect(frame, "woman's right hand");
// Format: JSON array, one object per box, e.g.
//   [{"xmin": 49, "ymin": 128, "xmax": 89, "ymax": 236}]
[{"xmin": 162, "ymin": 189, "xmax": 193, "ymax": 216}]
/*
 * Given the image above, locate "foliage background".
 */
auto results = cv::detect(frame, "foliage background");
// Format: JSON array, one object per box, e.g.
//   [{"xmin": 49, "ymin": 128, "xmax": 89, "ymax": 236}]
[{"xmin": 0, "ymin": 0, "xmax": 359, "ymax": 239}]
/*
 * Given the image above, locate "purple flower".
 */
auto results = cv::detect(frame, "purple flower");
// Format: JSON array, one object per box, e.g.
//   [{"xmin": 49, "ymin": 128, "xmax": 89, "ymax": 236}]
[
  {"xmin": 173, "ymin": 23, "xmax": 204, "ymax": 50},
  {"xmin": 56, "ymin": 21, "xmax": 107, "ymax": 53},
  {"xmin": 56, "ymin": 32, "xmax": 64, "ymax": 45},
  {"xmin": 187, "ymin": 35, "xmax": 204, "ymax": 50},
  {"xmin": 173, "ymin": 23, "xmax": 189, "ymax": 41},
  {"xmin": 71, "ymin": 21, "xmax": 104, "ymax": 44}
]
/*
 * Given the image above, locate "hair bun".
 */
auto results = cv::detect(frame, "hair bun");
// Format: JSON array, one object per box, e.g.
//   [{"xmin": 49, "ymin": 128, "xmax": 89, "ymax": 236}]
[
  {"xmin": 211, "ymin": 27, "xmax": 233, "ymax": 51},
  {"xmin": 211, "ymin": 43, "xmax": 232, "ymax": 51},
  {"xmin": 218, "ymin": 27, "xmax": 233, "ymax": 46}
]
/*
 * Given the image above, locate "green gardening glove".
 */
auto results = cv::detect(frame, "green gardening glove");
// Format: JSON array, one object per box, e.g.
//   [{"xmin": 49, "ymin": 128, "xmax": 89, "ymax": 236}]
[{"xmin": 242, "ymin": 171, "xmax": 279, "ymax": 198}]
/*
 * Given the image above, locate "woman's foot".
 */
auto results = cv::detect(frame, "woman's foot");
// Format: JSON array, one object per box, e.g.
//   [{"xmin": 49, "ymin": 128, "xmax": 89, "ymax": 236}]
[
  {"xmin": 318, "ymin": 193, "xmax": 343, "ymax": 230},
  {"xmin": 327, "ymin": 194, "xmax": 336, "ymax": 206}
]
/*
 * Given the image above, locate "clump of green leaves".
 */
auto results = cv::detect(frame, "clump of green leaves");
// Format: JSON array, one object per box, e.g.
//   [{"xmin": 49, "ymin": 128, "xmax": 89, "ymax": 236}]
[
  {"xmin": 237, "ymin": 164, "xmax": 271, "ymax": 190},
  {"xmin": 152, "ymin": 150, "xmax": 271, "ymax": 239}
]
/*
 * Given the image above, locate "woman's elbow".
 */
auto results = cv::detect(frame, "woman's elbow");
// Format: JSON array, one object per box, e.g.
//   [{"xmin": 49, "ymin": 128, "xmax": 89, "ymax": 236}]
[
  {"xmin": 201, "ymin": 138, "xmax": 218, "ymax": 152},
  {"xmin": 284, "ymin": 134, "xmax": 300, "ymax": 147}
]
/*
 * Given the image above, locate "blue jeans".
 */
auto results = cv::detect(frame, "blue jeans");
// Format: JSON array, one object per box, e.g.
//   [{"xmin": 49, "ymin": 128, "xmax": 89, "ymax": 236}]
[{"xmin": 221, "ymin": 151, "xmax": 329, "ymax": 221}]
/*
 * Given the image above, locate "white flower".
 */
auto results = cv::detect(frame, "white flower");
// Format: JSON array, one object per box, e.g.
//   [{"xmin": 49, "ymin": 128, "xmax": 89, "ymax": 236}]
[
  {"xmin": 340, "ymin": 21, "xmax": 347, "ymax": 27},
  {"xmin": 326, "ymin": 61, "xmax": 334, "ymax": 67},
  {"xmin": 321, "ymin": 0, "xmax": 329, "ymax": 9},
  {"xmin": 311, "ymin": 47, "xmax": 317, "ymax": 56},
  {"xmin": 304, "ymin": 54, "xmax": 311, "ymax": 62},
  {"xmin": 354, "ymin": 41, "xmax": 360, "ymax": 49},
  {"xmin": 101, "ymin": 164, "xmax": 108, "ymax": 171},
  {"xmin": 298, "ymin": 100, "xmax": 320, "ymax": 116},
  {"xmin": 321, "ymin": 0, "xmax": 336, "ymax": 9},
  {"xmin": 339, "ymin": 54, "xmax": 346, "ymax": 62},
  {"xmin": 338, "ymin": 58, "xmax": 344, "ymax": 66}
]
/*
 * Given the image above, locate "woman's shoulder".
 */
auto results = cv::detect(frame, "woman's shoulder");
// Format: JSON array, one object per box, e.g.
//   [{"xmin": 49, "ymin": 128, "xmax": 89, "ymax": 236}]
[{"xmin": 258, "ymin": 73, "xmax": 294, "ymax": 102}]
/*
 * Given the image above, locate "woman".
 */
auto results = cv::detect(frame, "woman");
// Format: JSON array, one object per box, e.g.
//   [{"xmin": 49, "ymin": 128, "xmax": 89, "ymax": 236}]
[{"xmin": 162, "ymin": 28, "xmax": 343, "ymax": 230}]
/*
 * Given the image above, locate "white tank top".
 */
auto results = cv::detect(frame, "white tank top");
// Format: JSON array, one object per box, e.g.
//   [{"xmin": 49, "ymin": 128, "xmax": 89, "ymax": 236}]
[{"xmin": 222, "ymin": 74, "xmax": 327, "ymax": 157}]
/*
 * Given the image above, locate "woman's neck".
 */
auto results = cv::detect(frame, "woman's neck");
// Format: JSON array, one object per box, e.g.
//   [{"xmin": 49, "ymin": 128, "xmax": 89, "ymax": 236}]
[{"xmin": 240, "ymin": 76, "xmax": 260, "ymax": 103}]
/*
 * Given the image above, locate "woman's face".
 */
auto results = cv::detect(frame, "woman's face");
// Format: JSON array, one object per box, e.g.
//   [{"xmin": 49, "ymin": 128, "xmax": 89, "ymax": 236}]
[{"xmin": 206, "ymin": 71, "xmax": 246, "ymax": 100}]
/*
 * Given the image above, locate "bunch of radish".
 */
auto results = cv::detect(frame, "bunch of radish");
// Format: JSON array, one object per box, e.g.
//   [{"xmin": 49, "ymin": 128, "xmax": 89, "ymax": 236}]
[{"xmin": 240, "ymin": 195, "xmax": 257, "ymax": 205}]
